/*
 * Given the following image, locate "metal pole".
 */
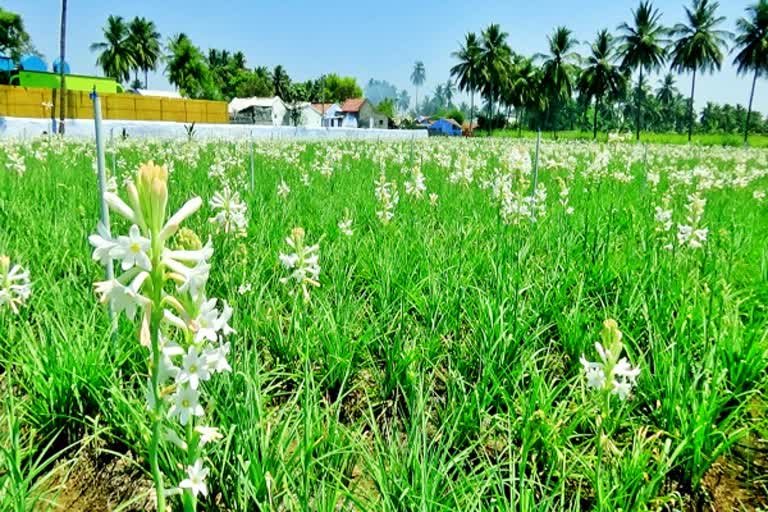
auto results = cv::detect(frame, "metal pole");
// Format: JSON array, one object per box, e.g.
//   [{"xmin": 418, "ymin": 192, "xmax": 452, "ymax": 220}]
[
  {"xmin": 249, "ymin": 130, "xmax": 255, "ymax": 192},
  {"xmin": 91, "ymin": 89, "xmax": 115, "ymax": 329},
  {"xmin": 110, "ymin": 128, "xmax": 116, "ymax": 179},
  {"xmin": 532, "ymin": 129, "xmax": 541, "ymax": 194},
  {"xmin": 58, "ymin": 0, "xmax": 67, "ymax": 134},
  {"xmin": 409, "ymin": 134, "xmax": 414, "ymax": 169}
]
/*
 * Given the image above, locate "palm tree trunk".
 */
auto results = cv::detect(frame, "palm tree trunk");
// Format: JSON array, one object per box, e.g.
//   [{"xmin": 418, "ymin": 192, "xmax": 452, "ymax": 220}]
[
  {"xmin": 636, "ymin": 68, "xmax": 643, "ymax": 141},
  {"xmin": 415, "ymin": 87, "xmax": 419, "ymax": 115},
  {"xmin": 687, "ymin": 68, "xmax": 697, "ymax": 143},
  {"xmin": 469, "ymin": 89, "xmax": 474, "ymax": 136},
  {"xmin": 488, "ymin": 89, "xmax": 494, "ymax": 135},
  {"xmin": 58, "ymin": 0, "xmax": 67, "ymax": 134},
  {"xmin": 593, "ymin": 96, "xmax": 600, "ymax": 140},
  {"xmin": 745, "ymin": 69, "xmax": 758, "ymax": 145},
  {"xmin": 145, "ymin": 69, "xmax": 149, "ymax": 89}
]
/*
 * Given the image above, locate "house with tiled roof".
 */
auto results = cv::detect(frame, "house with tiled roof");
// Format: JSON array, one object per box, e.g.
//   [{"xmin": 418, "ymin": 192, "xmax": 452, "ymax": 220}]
[
  {"xmin": 311, "ymin": 102, "xmax": 343, "ymax": 127},
  {"xmin": 339, "ymin": 98, "xmax": 388, "ymax": 129}
]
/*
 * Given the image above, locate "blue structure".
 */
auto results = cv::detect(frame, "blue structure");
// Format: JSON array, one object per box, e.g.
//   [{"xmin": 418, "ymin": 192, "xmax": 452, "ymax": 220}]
[
  {"xmin": 52, "ymin": 58, "xmax": 70, "ymax": 74},
  {"xmin": 0, "ymin": 55, "xmax": 14, "ymax": 73},
  {"xmin": 20, "ymin": 55, "xmax": 46, "ymax": 72},
  {"xmin": 428, "ymin": 118, "xmax": 462, "ymax": 137}
]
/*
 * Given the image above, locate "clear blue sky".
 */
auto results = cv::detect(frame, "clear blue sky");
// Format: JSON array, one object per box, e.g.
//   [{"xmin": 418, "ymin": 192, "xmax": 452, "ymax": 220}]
[{"xmin": 5, "ymin": 0, "xmax": 766, "ymax": 113}]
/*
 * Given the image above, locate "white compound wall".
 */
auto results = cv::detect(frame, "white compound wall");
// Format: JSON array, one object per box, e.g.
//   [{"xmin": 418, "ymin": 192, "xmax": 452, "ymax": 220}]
[{"xmin": 0, "ymin": 116, "xmax": 429, "ymax": 141}]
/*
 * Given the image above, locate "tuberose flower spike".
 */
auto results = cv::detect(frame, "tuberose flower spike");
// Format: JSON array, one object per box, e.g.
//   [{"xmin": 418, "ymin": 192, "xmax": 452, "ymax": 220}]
[{"xmin": 89, "ymin": 161, "xmax": 231, "ymax": 512}]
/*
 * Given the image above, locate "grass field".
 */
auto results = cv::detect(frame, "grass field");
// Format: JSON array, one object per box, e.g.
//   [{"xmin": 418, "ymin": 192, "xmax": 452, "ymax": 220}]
[
  {"xmin": 1, "ymin": 137, "xmax": 767, "ymax": 511},
  {"xmin": 489, "ymin": 128, "xmax": 768, "ymax": 148}
]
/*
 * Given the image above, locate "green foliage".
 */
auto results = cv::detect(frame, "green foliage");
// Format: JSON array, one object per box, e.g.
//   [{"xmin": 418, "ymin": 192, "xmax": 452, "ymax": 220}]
[
  {"xmin": 376, "ymin": 97, "xmax": 395, "ymax": 119},
  {"xmin": 0, "ymin": 8, "xmax": 34, "ymax": 61},
  {"xmin": 89, "ymin": 15, "xmax": 136, "ymax": 83},
  {"xmin": 320, "ymin": 73, "xmax": 363, "ymax": 104},
  {"xmin": 445, "ymin": 108, "xmax": 464, "ymax": 125}
]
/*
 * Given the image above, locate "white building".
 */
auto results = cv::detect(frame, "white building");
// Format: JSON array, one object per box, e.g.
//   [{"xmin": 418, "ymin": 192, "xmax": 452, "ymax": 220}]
[
  {"xmin": 311, "ymin": 103, "xmax": 343, "ymax": 127},
  {"xmin": 293, "ymin": 102, "xmax": 322, "ymax": 128},
  {"xmin": 228, "ymin": 96, "xmax": 287, "ymax": 126}
]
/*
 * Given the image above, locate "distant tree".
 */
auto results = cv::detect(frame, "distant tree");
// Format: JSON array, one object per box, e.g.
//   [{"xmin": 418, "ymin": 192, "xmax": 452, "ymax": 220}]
[
  {"xmin": 540, "ymin": 26, "xmax": 580, "ymax": 137},
  {"xmin": 411, "ymin": 61, "xmax": 426, "ymax": 112},
  {"xmin": 445, "ymin": 108, "xmax": 465, "ymax": 125},
  {"xmin": 377, "ymin": 97, "xmax": 396, "ymax": 119},
  {"xmin": 733, "ymin": 0, "xmax": 768, "ymax": 143},
  {"xmin": 578, "ymin": 29, "xmax": 626, "ymax": 138},
  {"xmin": 0, "ymin": 8, "xmax": 34, "ymax": 61},
  {"xmin": 444, "ymin": 79, "xmax": 456, "ymax": 106},
  {"xmin": 656, "ymin": 72, "xmax": 679, "ymax": 105},
  {"xmin": 669, "ymin": 0, "xmax": 730, "ymax": 141},
  {"xmin": 165, "ymin": 33, "xmax": 216, "ymax": 99},
  {"xmin": 433, "ymin": 83, "xmax": 446, "ymax": 109},
  {"xmin": 509, "ymin": 57, "xmax": 546, "ymax": 133},
  {"xmin": 272, "ymin": 65, "xmax": 291, "ymax": 99},
  {"xmin": 90, "ymin": 15, "xmax": 135, "ymax": 83},
  {"xmin": 234, "ymin": 67, "xmax": 273, "ymax": 98},
  {"xmin": 451, "ymin": 32, "xmax": 484, "ymax": 132},
  {"xmin": 128, "ymin": 17, "xmax": 161, "ymax": 88},
  {"xmin": 231, "ymin": 51, "xmax": 247, "ymax": 70},
  {"xmin": 364, "ymin": 78, "xmax": 399, "ymax": 105},
  {"xmin": 321, "ymin": 74, "xmax": 362, "ymax": 103},
  {"xmin": 397, "ymin": 89, "xmax": 411, "ymax": 113},
  {"xmin": 480, "ymin": 24, "xmax": 512, "ymax": 133},
  {"xmin": 617, "ymin": 1, "xmax": 669, "ymax": 140}
]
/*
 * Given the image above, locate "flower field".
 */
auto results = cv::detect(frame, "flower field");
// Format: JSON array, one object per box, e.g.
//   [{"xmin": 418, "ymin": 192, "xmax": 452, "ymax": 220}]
[{"xmin": 1, "ymin": 137, "xmax": 767, "ymax": 510}]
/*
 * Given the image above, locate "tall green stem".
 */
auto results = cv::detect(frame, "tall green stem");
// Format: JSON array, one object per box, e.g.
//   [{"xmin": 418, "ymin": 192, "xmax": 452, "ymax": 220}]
[{"xmin": 149, "ymin": 233, "xmax": 167, "ymax": 512}]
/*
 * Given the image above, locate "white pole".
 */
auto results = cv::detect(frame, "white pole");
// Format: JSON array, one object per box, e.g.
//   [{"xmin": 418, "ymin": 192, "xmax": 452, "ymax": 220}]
[
  {"xmin": 249, "ymin": 130, "xmax": 255, "ymax": 192},
  {"xmin": 532, "ymin": 129, "xmax": 541, "ymax": 193},
  {"xmin": 91, "ymin": 89, "xmax": 115, "ymax": 328}
]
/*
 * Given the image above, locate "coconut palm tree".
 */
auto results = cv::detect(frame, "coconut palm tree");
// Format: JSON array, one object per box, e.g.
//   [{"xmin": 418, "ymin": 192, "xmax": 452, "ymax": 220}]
[
  {"xmin": 480, "ymin": 24, "xmax": 512, "ymax": 133},
  {"xmin": 508, "ymin": 57, "xmax": 545, "ymax": 134},
  {"xmin": 451, "ymin": 32, "xmax": 483, "ymax": 133},
  {"xmin": 434, "ymin": 83, "xmax": 445, "ymax": 108},
  {"xmin": 164, "ymin": 33, "xmax": 208, "ymax": 97},
  {"xmin": 231, "ymin": 51, "xmax": 247, "ymax": 70},
  {"xmin": 443, "ymin": 80, "xmax": 454, "ymax": 107},
  {"xmin": 733, "ymin": 0, "xmax": 768, "ymax": 143},
  {"xmin": 272, "ymin": 65, "xmax": 290, "ymax": 99},
  {"xmin": 397, "ymin": 89, "xmax": 411, "ymax": 113},
  {"xmin": 656, "ymin": 73, "xmax": 679, "ymax": 105},
  {"xmin": 669, "ymin": 0, "xmax": 730, "ymax": 141},
  {"xmin": 90, "ymin": 15, "xmax": 135, "ymax": 83},
  {"xmin": 411, "ymin": 61, "xmax": 426, "ymax": 113},
  {"xmin": 128, "ymin": 17, "xmax": 161, "ymax": 89},
  {"xmin": 540, "ymin": 26, "xmax": 581, "ymax": 137},
  {"xmin": 578, "ymin": 29, "xmax": 627, "ymax": 139},
  {"xmin": 617, "ymin": 1, "xmax": 669, "ymax": 140}
]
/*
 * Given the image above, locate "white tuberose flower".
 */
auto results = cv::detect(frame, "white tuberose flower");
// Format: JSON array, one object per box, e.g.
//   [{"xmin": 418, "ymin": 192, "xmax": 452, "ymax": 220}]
[
  {"xmin": 0, "ymin": 256, "xmax": 32, "ymax": 314},
  {"xmin": 338, "ymin": 218, "xmax": 353, "ymax": 237},
  {"xmin": 88, "ymin": 222, "xmax": 116, "ymax": 266},
  {"xmin": 193, "ymin": 298, "xmax": 235, "ymax": 343},
  {"xmin": 169, "ymin": 386, "xmax": 204, "ymax": 425},
  {"xmin": 176, "ymin": 346, "xmax": 210, "ymax": 390},
  {"xmin": 179, "ymin": 459, "xmax": 209, "ymax": 498},
  {"xmin": 111, "ymin": 224, "xmax": 152, "ymax": 271}
]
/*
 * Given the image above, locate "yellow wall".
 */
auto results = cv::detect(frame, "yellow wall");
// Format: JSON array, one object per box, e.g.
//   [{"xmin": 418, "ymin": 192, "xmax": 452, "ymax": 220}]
[{"xmin": 0, "ymin": 85, "xmax": 229, "ymax": 124}]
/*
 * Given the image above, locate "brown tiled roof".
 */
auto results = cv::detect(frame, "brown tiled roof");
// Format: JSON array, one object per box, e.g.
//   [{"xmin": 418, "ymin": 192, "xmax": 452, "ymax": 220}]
[
  {"xmin": 311, "ymin": 103, "xmax": 335, "ymax": 114},
  {"xmin": 341, "ymin": 98, "xmax": 366, "ymax": 112}
]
